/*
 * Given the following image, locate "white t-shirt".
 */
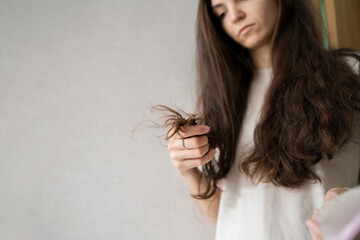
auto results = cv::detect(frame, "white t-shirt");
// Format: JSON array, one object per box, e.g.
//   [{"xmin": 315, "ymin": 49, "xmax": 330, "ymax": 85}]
[{"xmin": 215, "ymin": 62, "xmax": 360, "ymax": 240}]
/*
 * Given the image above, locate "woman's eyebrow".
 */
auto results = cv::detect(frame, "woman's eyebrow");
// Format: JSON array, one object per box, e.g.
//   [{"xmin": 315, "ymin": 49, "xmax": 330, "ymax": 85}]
[{"xmin": 212, "ymin": 3, "xmax": 224, "ymax": 10}]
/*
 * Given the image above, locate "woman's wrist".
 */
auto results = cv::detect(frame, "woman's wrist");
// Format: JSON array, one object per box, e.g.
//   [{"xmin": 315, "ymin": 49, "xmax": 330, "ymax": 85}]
[{"xmin": 178, "ymin": 167, "xmax": 200, "ymax": 178}]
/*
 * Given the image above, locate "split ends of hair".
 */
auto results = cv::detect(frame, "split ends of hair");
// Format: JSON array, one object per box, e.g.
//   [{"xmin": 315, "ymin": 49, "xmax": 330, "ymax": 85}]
[{"xmin": 131, "ymin": 103, "xmax": 203, "ymax": 142}]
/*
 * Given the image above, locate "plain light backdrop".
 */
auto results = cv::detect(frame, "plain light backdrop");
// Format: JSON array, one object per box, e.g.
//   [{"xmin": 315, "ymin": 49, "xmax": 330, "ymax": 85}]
[{"xmin": 0, "ymin": 0, "xmax": 215, "ymax": 239}]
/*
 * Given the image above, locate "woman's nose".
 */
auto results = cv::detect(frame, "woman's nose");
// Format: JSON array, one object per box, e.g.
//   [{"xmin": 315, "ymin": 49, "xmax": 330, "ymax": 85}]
[{"xmin": 228, "ymin": 4, "xmax": 245, "ymax": 23}]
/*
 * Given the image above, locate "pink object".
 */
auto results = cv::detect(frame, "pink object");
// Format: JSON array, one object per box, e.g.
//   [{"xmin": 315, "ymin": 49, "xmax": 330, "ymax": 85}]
[
  {"xmin": 317, "ymin": 186, "xmax": 360, "ymax": 240},
  {"xmin": 337, "ymin": 212, "xmax": 360, "ymax": 240}
]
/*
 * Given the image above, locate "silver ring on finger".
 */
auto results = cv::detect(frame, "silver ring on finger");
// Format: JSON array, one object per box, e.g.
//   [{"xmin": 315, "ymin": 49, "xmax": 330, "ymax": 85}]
[{"xmin": 180, "ymin": 138, "xmax": 187, "ymax": 150}]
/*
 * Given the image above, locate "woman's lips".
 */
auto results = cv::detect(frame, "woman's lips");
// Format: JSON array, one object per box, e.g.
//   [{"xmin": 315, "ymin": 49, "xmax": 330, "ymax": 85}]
[{"xmin": 238, "ymin": 24, "xmax": 254, "ymax": 37}]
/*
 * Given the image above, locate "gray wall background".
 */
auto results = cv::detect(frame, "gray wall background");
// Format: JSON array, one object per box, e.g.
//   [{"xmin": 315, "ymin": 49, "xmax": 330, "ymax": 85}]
[{"xmin": 0, "ymin": 1, "xmax": 215, "ymax": 239}]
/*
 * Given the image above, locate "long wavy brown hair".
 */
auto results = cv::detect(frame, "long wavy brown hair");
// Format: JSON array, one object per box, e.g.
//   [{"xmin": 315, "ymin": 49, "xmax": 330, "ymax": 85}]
[{"xmin": 155, "ymin": 0, "xmax": 360, "ymax": 200}]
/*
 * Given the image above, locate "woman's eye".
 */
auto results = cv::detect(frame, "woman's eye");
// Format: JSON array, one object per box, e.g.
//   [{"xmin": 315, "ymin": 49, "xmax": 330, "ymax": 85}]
[{"xmin": 219, "ymin": 12, "xmax": 226, "ymax": 19}]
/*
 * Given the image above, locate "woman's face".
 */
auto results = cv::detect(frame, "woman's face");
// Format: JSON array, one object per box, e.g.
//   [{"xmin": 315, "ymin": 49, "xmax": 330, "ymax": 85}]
[{"xmin": 211, "ymin": 0, "xmax": 278, "ymax": 50}]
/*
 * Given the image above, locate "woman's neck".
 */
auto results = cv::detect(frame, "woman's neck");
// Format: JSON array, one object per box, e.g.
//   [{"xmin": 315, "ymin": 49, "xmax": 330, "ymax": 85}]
[{"xmin": 250, "ymin": 44, "xmax": 272, "ymax": 70}]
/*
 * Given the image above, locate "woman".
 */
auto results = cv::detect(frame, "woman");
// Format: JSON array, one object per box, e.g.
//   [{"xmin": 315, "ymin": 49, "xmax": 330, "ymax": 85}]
[{"xmin": 163, "ymin": 0, "xmax": 360, "ymax": 239}]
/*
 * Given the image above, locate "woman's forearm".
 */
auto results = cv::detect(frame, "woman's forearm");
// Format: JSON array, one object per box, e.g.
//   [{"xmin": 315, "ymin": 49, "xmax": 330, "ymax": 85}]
[{"xmin": 180, "ymin": 168, "xmax": 221, "ymax": 226}]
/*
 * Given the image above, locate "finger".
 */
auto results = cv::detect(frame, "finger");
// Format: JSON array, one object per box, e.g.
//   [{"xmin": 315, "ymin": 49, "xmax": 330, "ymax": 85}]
[
  {"xmin": 308, "ymin": 226, "xmax": 318, "ymax": 240},
  {"xmin": 166, "ymin": 127, "xmax": 178, "ymax": 141},
  {"xmin": 172, "ymin": 149, "xmax": 216, "ymax": 170},
  {"xmin": 324, "ymin": 187, "xmax": 350, "ymax": 204},
  {"xmin": 177, "ymin": 125, "xmax": 210, "ymax": 138},
  {"xmin": 306, "ymin": 219, "xmax": 323, "ymax": 240},
  {"xmin": 307, "ymin": 226, "xmax": 317, "ymax": 240},
  {"xmin": 310, "ymin": 209, "xmax": 320, "ymax": 228},
  {"xmin": 171, "ymin": 144, "xmax": 210, "ymax": 160},
  {"xmin": 169, "ymin": 135, "xmax": 208, "ymax": 150},
  {"xmin": 312, "ymin": 209, "xmax": 320, "ymax": 220}
]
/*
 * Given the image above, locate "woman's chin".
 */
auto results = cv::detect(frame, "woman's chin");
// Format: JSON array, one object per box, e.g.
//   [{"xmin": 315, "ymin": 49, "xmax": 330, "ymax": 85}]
[
  {"xmin": 240, "ymin": 39, "xmax": 269, "ymax": 51},
  {"xmin": 235, "ymin": 36, "xmax": 259, "ymax": 49}
]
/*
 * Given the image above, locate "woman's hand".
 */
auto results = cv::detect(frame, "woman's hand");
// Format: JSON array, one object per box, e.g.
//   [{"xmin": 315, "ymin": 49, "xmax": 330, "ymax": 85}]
[
  {"xmin": 167, "ymin": 124, "xmax": 216, "ymax": 177},
  {"xmin": 306, "ymin": 187, "xmax": 351, "ymax": 240}
]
